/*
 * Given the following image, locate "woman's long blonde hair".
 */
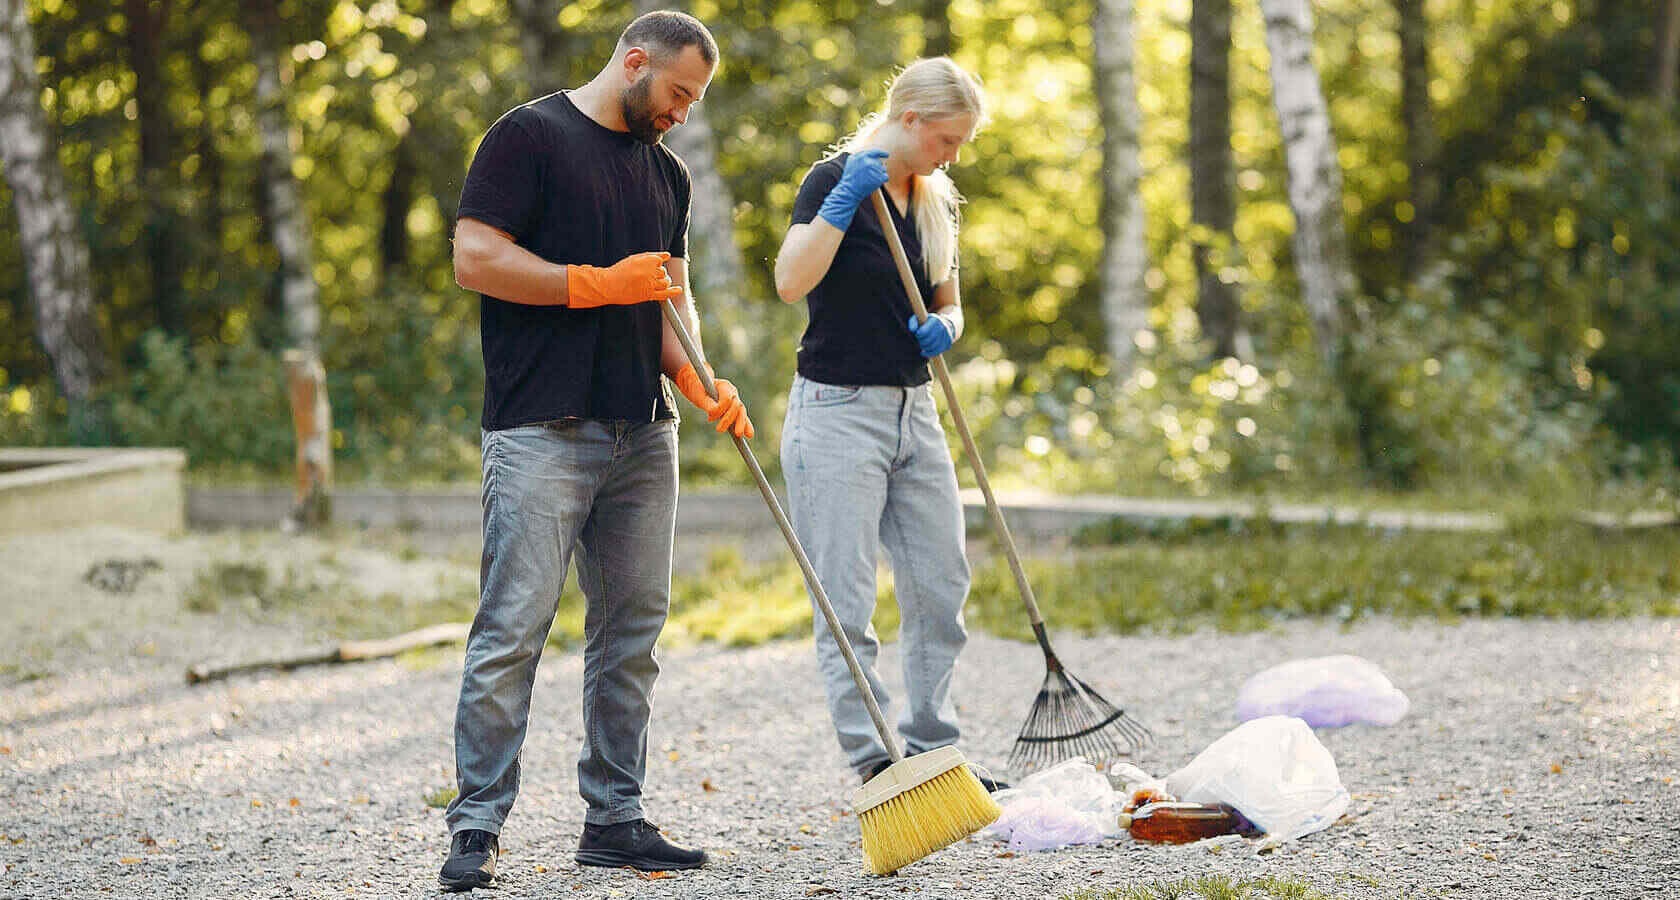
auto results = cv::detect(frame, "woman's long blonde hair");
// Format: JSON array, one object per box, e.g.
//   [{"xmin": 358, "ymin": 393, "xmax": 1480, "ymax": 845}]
[{"xmin": 835, "ymin": 57, "xmax": 987, "ymax": 284}]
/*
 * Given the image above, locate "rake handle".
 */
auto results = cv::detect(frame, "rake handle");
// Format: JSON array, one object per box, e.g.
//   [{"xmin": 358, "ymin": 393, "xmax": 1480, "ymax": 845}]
[
  {"xmin": 869, "ymin": 190, "xmax": 1046, "ymax": 628},
  {"xmin": 658, "ymin": 298, "xmax": 903, "ymax": 765}
]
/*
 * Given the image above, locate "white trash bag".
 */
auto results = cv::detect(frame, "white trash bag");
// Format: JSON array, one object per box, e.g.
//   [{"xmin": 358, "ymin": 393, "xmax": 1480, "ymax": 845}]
[
  {"xmin": 1235, "ymin": 654, "xmax": 1409, "ymax": 728},
  {"xmin": 1163, "ymin": 715, "xmax": 1349, "ymax": 848},
  {"xmin": 978, "ymin": 757, "xmax": 1124, "ymax": 850}
]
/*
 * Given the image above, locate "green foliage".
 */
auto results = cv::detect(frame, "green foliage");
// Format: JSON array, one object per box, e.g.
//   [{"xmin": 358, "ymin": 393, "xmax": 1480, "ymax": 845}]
[{"xmin": 964, "ymin": 520, "xmax": 1680, "ymax": 639}]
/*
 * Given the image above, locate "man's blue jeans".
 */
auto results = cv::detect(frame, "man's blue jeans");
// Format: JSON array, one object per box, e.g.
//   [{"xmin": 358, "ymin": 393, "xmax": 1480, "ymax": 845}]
[
  {"xmin": 780, "ymin": 375, "xmax": 972, "ymax": 776},
  {"xmin": 445, "ymin": 419, "xmax": 678, "ymax": 835}
]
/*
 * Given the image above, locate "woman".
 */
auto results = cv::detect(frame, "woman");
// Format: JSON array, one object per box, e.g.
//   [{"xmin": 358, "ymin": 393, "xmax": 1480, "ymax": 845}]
[{"xmin": 772, "ymin": 57, "xmax": 1001, "ymax": 788}]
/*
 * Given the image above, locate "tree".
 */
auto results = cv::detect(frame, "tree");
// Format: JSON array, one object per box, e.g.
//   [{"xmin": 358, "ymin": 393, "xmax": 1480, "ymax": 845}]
[
  {"xmin": 1260, "ymin": 0, "xmax": 1357, "ymax": 366},
  {"xmin": 1189, "ymin": 0, "xmax": 1248, "ymax": 359},
  {"xmin": 0, "ymin": 0, "xmax": 106, "ymax": 423},
  {"xmin": 123, "ymin": 0, "xmax": 187, "ymax": 336},
  {"xmin": 1092, "ymin": 0, "xmax": 1150, "ymax": 376},
  {"xmin": 246, "ymin": 0, "xmax": 331, "ymax": 527},
  {"xmin": 1396, "ymin": 0, "xmax": 1439, "ymax": 279},
  {"xmin": 922, "ymin": 0, "xmax": 954, "ymax": 59},
  {"xmin": 1659, "ymin": 0, "xmax": 1680, "ymax": 103},
  {"xmin": 634, "ymin": 0, "xmax": 757, "ymax": 369}
]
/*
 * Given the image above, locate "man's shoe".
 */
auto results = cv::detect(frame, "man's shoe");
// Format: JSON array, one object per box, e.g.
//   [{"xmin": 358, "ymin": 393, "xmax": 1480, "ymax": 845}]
[
  {"xmin": 438, "ymin": 828, "xmax": 498, "ymax": 892},
  {"xmin": 575, "ymin": 819, "xmax": 706, "ymax": 871}
]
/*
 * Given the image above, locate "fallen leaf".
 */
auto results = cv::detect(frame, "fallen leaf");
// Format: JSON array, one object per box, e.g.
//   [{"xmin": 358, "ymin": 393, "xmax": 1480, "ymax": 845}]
[
  {"xmin": 636, "ymin": 870, "xmax": 672, "ymax": 880},
  {"xmin": 288, "ymin": 798, "xmax": 300, "ymax": 807},
  {"xmin": 251, "ymin": 799, "xmax": 263, "ymax": 808},
  {"xmin": 119, "ymin": 857, "xmax": 143, "ymax": 865},
  {"xmin": 668, "ymin": 751, "xmax": 680, "ymax": 762},
  {"xmin": 996, "ymin": 851, "xmax": 1016, "ymax": 858},
  {"xmin": 799, "ymin": 824, "xmax": 815, "ymax": 834},
  {"xmin": 1550, "ymin": 763, "xmax": 1562, "ymax": 774},
  {"xmin": 534, "ymin": 864, "xmax": 548, "ymax": 873},
  {"xmin": 806, "ymin": 888, "xmax": 838, "ymax": 896},
  {"xmin": 138, "ymin": 835, "xmax": 158, "ymax": 848},
  {"xmin": 701, "ymin": 779, "xmax": 717, "ymax": 792},
  {"xmin": 0, "ymin": 746, "xmax": 11, "ymax": 754},
  {"xmin": 788, "ymin": 845, "xmax": 803, "ymax": 851}
]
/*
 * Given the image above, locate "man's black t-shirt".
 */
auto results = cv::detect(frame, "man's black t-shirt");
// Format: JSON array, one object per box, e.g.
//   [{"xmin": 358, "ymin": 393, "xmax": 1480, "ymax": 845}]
[
  {"xmin": 458, "ymin": 91, "xmax": 690, "ymax": 429},
  {"xmin": 789, "ymin": 153, "xmax": 940, "ymax": 387}
]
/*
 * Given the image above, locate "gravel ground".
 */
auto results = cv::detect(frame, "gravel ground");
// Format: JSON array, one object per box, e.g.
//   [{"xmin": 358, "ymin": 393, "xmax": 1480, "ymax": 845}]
[{"xmin": 2, "ymin": 527, "xmax": 1677, "ymax": 899}]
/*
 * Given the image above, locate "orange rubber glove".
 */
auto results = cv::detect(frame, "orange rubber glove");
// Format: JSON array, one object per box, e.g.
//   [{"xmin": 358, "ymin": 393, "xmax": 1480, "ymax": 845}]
[
  {"xmin": 673, "ymin": 362, "xmax": 755, "ymax": 439},
  {"xmin": 567, "ymin": 251, "xmax": 683, "ymax": 308}
]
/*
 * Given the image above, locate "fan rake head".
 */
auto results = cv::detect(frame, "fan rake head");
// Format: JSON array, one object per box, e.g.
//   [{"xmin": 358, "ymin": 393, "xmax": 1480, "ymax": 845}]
[{"xmin": 1008, "ymin": 662, "xmax": 1153, "ymax": 779}]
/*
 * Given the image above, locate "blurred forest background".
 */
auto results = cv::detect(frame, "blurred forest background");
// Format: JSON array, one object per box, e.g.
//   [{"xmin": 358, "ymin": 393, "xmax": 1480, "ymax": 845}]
[{"xmin": 3, "ymin": 0, "xmax": 1678, "ymax": 508}]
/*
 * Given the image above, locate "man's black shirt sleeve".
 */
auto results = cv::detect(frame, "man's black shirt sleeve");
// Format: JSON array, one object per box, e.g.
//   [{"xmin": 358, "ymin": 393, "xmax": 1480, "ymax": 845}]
[{"xmin": 458, "ymin": 112, "xmax": 543, "ymax": 241}]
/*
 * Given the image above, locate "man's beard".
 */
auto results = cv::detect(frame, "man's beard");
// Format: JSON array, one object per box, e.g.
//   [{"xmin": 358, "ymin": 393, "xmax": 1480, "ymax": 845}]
[{"xmin": 620, "ymin": 76, "xmax": 667, "ymax": 145}]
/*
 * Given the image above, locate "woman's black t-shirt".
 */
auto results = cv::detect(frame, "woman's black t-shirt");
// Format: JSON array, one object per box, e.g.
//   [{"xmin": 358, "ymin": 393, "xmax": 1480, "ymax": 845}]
[
  {"xmin": 457, "ymin": 91, "xmax": 690, "ymax": 429},
  {"xmin": 789, "ymin": 153, "xmax": 941, "ymax": 387}
]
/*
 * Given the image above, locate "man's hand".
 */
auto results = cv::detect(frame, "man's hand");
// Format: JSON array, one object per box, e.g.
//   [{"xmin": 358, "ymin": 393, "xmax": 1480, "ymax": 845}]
[
  {"xmin": 673, "ymin": 363, "xmax": 755, "ymax": 439},
  {"xmin": 817, "ymin": 149, "xmax": 890, "ymax": 232},
  {"xmin": 568, "ymin": 251, "xmax": 684, "ymax": 308}
]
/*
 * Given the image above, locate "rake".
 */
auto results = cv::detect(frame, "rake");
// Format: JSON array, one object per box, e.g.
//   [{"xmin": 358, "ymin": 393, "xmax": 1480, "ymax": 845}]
[{"xmin": 868, "ymin": 190, "xmax": 1153, "ymax": 778}]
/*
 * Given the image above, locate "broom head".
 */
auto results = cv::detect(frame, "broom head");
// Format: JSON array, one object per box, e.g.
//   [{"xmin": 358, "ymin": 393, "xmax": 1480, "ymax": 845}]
[{"xmin": 851, "ymin": 746, "xmax": 1001, "ymax": 875}]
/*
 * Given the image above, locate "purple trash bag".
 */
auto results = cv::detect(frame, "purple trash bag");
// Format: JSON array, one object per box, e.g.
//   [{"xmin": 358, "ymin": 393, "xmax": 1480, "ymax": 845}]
[{"xmin": 1235, "ymin": 655, "xmax": 1409, "ymax": 727}]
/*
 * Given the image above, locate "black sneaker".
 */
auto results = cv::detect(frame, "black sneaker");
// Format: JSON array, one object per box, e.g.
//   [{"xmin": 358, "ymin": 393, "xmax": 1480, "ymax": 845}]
[
  {"xmin": 575, "ymin": 819, "xmax": 706, "ymax": 871},
  {"xmin": 438, "ymin": 828, "xmax": 498, "ymax": 892}
]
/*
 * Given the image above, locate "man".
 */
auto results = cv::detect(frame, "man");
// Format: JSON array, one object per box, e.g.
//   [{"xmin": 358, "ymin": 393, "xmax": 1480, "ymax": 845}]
[{"xmin": 439, "ymin": 11, "xmax": 753, "ymax": 891}]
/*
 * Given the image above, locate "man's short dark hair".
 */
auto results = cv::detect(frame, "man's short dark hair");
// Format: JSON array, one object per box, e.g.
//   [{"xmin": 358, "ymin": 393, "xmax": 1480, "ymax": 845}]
[{"xmin": 620, "ymin": 10, "xmax": 718, "ymax": 67}]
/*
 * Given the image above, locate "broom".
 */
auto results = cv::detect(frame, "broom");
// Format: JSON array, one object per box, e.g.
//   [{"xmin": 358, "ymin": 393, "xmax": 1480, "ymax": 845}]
[
  {"xmin": 657, "ymin": 297, "xmax": 999, "ymax": 875},
  {"xmin": 868, "ymin": 190, "xmax": 1153, "ymax": 778}
]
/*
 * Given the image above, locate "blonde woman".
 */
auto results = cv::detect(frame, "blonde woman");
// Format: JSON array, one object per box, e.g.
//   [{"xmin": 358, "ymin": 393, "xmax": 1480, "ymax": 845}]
[{"xmin": 772, "ymin": 57, "xmax": 1003, "ymax": 790}]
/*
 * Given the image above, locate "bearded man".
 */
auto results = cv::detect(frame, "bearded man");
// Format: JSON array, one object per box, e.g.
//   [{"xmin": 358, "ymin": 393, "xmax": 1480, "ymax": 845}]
[{"xmin": 439, "ymin": 11, "xmax": 753, "ymax": 890}]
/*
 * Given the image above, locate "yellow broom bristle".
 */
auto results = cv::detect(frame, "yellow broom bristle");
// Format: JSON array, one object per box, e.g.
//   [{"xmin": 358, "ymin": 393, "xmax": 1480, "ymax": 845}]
[{"xmin": 857, "ymin": 765, "xmax": 1002, "ymax": 875}]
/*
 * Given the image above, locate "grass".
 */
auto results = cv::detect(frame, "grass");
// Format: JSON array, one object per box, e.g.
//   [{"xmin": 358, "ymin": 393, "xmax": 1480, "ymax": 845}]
[
  {"xmin": 181, "ymin": 516, "xmax": 1678, "ymax": 653},
  {"xmin": 422, "ymin": 785, "xmax": 458, "ymax": 809},
  {"xmin": 1063, "ymin": 875, "xmax": 1339, "ymax": 900}
]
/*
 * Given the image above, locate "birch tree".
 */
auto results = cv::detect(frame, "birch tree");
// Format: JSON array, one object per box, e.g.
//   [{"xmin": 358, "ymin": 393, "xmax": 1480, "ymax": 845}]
[
  {"xmin": 633, "ymin": 0, "xmax": 755, "ymax": 366},
  {"xmin": 1659, "ymin": 0, "xmax": 1680, "ymax": 104},
  {"xmin": 0, "ymin": 0, "xmax": 106, "ymax": 416},
  {"xmin": 1092, "ymin": 0, "xmax": 1150, "ymax": 376},
  {"xmin": 247, "ymin": 0, "xmax": 331, "ymax": 527},
  {"xmin": 1260, "ymin": 0, "xmax": 1357, "ymax": 366},
  {"xmin": 1189, "ymin": 0, "xmax": 1249, "ymax": 359},
  {"xmin": 123, "ymin": 0, "xmax": 185, "ymax": 335}
]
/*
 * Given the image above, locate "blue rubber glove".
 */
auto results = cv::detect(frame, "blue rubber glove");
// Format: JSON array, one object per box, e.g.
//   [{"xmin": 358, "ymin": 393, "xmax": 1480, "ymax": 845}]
[
  {"xmin": 908, "ymin": 312, "xmax": 956, "ymax": 358},
  {"xmin": 817, "ymin": 149, "xmax": 890, "ymax": 231}
]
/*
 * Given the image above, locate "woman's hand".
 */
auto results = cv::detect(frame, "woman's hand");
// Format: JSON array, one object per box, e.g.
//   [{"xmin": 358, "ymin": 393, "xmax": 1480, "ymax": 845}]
[{"xmin": 817, "ymin": 149, "xmax": 891, "ymax": 232}]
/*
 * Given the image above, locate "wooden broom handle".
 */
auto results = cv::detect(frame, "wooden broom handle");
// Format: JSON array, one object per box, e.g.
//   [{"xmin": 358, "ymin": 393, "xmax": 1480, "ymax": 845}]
[
  {"xmin": 659, "ymin": 298, "xmax": 902, "ymax": 763},
  {"xmin": 869, "ymin": 190, "xmax": 1047, "ymax": 627}
]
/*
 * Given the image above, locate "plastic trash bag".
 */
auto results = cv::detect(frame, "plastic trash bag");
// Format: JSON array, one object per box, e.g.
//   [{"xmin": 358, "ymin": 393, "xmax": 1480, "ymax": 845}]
[
  {"xmin": 1235, "ymin": 655, "xmax": 1410, "ymax": 728},
  {"xmin": 978, "ymin": 757, "xmax": 1123, "ymax": 850},
  {"xmin": 1163, "ymin": 715, "xmax": 1350, "ymax": 848}
]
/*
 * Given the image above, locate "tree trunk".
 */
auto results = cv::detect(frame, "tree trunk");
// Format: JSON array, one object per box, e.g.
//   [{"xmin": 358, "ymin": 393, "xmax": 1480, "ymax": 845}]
[
  {"xmin": 634, "ymin": 0, "xmax": 756, "ymax": 367},
  {"xmin": 1189, "ymin": 0, "xmax": 1248, "ymax": 360},
  {"xmin": 1396, "ymin": 0, "xmax": 1439, "ymax": 279},
  {"xmin": 1092, "ymin": 0, "xmax": 1151, "ymax": 376},
  {"xmin": 922, "ymin": 0, "xmax": 955, "ymax": 58},
  {"xmin": 1659, "ymin": 0, "xmax": 1680, "ymax": 103},
  {"xmin": 1260, "ymin": 0, "xmax": 1357, "ymax": 367},
  {"xmin": 507, "ymin": 0, "xmax": 561, "ymax": 92},
  {"xmin": 190, "ymin": 21, "xmax": 225, "ymax": 251},
  {"xmin": 0, "ymin": 0, "xmax": 106, "ymax": 414},
  {"xmin": 247, "ymin": 0, "xmax": 331, "ymax": 526},
  {"xmin": 124, "ymin": 0, "xmax": 185, "ymax": 336},
  {"xmin": 381, "ymin": 132, "xmax": 416, "ymax": 277}
]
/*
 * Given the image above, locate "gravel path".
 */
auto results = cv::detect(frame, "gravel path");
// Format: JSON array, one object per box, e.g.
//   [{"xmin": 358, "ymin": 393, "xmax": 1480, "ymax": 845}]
[{"xmin": 2, "ymin": 531, "xmax": 1677, "ymax": 899}]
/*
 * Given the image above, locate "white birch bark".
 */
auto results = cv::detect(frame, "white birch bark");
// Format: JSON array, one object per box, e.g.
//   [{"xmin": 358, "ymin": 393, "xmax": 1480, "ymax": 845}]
[
  {"xmin": 0, "ymin": 0, "xmax": 105, "ymax": 405},
  {"xmin": 1260, "ymin": 0, "xmax": 1357, "ymax": 364},
  {"xmin": 1092, "ymin": 0, "xmax": 1151, "ymax": 376},
  {"xmin": 248, "ymin": 7, "xmax": 331, "ymax": 525}
]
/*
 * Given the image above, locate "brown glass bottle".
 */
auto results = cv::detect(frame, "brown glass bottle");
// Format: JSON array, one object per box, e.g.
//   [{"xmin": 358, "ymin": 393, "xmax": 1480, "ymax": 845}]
[{"xmin": 1123, "ymin": 801, "xmax": 1260, "ymax": 843}]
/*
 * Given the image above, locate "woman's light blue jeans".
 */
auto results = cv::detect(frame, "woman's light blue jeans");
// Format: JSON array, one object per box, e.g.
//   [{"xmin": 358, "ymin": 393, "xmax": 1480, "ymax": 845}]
[
  {"xmin": 780, "ymin": 375, "xmax": 972, "ymax": 776},
  {"xmin": 446, "ymin": 419, "xmax": 677, "ymax": 836}
]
